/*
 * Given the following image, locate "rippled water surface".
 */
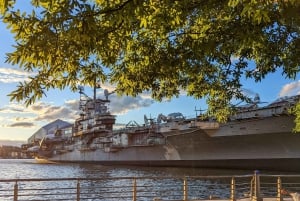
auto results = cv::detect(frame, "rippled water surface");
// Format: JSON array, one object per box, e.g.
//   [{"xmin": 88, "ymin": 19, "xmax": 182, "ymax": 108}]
[
  {"xmin": 0, "ymin": 159, "xmax": 298, "ymax": 201},
  {"xmin": 0, "ymin": 159, "xmax": 258, "ymax": 179}
]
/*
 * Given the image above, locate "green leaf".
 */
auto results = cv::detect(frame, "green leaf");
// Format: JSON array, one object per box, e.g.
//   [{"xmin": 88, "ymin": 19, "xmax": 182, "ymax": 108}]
[{"xmin": 2, "ymin": 0, "xmax": 300, "ymax": 124}]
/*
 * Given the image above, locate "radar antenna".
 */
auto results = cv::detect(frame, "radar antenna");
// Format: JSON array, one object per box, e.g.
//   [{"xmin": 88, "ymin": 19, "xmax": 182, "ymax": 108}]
[
  {"xmin": 78, "ymin": 86, "xmax": 84, "ymax": 93},
  {"xmin": 157, "ymin": 113, "xmax": 167, "ymax": 124},
  {"xmin": 144, "ymin": 115, "xmax": 149, "ymax": 125},
  {"xmin": 144, "ymin": 114, "xmax": 155, "ymax": 125},
  {"xmin": 78, "ymin": 86, "xmax": 92, "ymax": 100},
  {"xmin": 234, "ymin": 92, "xmax": 268, "ymax": 110},
  {"xmin": 195, "ymin": 107, "xmax": 205, "ymax": 117},
  {"xmin": 104, "ymin": 89, "xmax": 115, "ymax": 100},
  {"xmin": 251, "ymin": 93, "xmax": 267, "ymax": 105},
  {"xmin": 78, "ymin": 86, "xmax": 92, "ymax": 110},
  {"xmin": 254, "ymin": 93, "xmax": 260, "ymax": 102}
]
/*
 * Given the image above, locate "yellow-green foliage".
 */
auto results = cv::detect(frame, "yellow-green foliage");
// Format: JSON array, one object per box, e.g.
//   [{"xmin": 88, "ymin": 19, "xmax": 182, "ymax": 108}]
[
  {"xmin": 1, "ymin": 0, "xmax": 300, "ymax": 122},
  {"xmin": 291, "ymin": 103, "xmax": 300, "ymax": 132}
]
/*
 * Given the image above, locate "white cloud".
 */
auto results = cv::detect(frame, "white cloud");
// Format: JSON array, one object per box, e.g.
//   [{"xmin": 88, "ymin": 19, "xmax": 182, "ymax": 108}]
[
  {"xmin": 0, "ymin": 67, "xmax": 34, "ymax": 83},
  {"xmin": 279, "ymin": 81, "xmax": 300, "ymax": 97},
  {"xmin": 109, "ymin": 94, "xmax": 154, "ymax": 115},
  {"xmin": 92, "ymin": 84, "xmax": 156, "ymax": 114},
  {"xmin": 34, "ymin": 106, "xmax": 77, "ymax": 122},
  {"xmin": 0, "ymin": 100, "xmax": 79, "ymax": 128},
  {"xmin": 8, "ymin": 122, "xmax": 35, "ymax": 128},
  {"xmin": 230, "ymin": 55, "xmax": 240, "ymax": 63},
  {"xmin": 0, "ymin": 85, "xmax": 157, "ymax": 128},
  {"xmin": 26, "ymin": 101, "xmax": 79, "ymax": 122},
  {"xmin": 64, "ymin": 99, "xmax": 80, "ymax": 111},
  {"xmin": 101, "ymin": 83, "xmax": 117, "ymax": 92},
  {"xmin": 241, "ymin": 88, "xmax": 258, "ymax": 97},
  {"xmin": 0, "ymin": 115, "xmax": 37, "ymax": 129},
  {"xmin": 0, "ymin": 102, "xmax": 26, "ymax": 113}
]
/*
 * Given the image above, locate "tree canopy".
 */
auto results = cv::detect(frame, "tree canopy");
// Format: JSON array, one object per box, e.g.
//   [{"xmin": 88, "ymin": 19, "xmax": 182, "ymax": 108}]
[{"xmin": 0, "ymin": 0, "xmax": 300, "ymax": 123}]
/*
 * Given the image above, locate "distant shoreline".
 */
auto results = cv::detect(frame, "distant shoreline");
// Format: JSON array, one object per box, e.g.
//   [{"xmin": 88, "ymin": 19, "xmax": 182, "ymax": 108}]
[{"xmin": 0, "ymin": 140, "xmax": 26, "ymax": 147}]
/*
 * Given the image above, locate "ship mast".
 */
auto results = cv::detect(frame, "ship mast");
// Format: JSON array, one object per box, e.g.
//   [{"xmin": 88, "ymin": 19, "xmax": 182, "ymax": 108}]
[{"xmin": 94, "ymin": 80, "xmax": 97, "ymax": 102}]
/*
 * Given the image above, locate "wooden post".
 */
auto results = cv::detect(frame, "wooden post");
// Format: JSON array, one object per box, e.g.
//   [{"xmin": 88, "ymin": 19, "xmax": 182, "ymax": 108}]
[
  {"xmin": 183, "ymin": 177, "xmax": 188, "ymax": 201},
  {"xmin": 277, "ymin": 177, "xmax": 283, "ymax": 201},
  {"xmin": 14, "ymin": 181, "xmax": 18, "ymax": 201},
  {"xmin": 252, "ymin": 171, "xmax": 262, "ymax": 201},
  {"xmin": 132, "ymin": 178, "xmax": 137, "ymax": 201},
  {"xmin": 77, "ymin": 179, "xmax": 80, "ymax": 201},
  {"xmin": 231, "ymin": 177, "xmax": 236, "ymax": 201}
]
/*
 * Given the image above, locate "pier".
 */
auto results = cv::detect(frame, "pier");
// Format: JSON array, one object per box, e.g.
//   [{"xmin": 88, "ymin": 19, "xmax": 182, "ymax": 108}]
[{"xmin": 0, "ymin": 173, "xmax": 299, "ymax": 201}]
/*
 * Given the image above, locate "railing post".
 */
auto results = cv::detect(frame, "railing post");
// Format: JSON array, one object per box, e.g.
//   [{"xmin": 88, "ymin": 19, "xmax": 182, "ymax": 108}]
[
  {"xmin": 14, "ymin": 180, "xmax": 18, "ymax": 201},
  {"xmin": 132, "ymin": 178, "xmax": 137, "ymax": 201},
  {"xmin": 77, "ymin": 179, "xmax": 80, "ymax": 201},
  {"xmin": 277, "ymin": 177, "xmax": 283, "ymax": 201},
  {"xmin": 251, "ymin": 170, "xmax": 262, "ymax": 201},
  {"xmin": 250, "ymin": 177, "xmax": 254, "ymax": 198},
  {"xmin": 183, "ymin": 177, "xmax": 188, "ymax": 201},
  {"xmin": 231, "ymin": 177, "xmax": 236, "ymax": 201}
]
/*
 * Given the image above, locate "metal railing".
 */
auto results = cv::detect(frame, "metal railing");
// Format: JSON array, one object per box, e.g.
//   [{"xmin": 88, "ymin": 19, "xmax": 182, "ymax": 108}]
[{"xmin": 0, "ymin": 173, "xmax": 299, "ymax": 201}]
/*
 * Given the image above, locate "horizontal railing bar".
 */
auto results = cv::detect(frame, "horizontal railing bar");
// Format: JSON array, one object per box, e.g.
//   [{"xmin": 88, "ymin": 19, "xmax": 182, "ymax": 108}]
[
  {"xmin": 80, "ymin": 196, "xmax": 135, "ymax": 199},
  {"xmin": 189, "ymin": 182, "xmax": 230, "ymax": 184},
  {"xmin": 261, "ymin": 182, "xmax": 277, "ymax": 185},
  {"xmin": 18, "ymin": 199, "xmax": 74, "ymax": 201},
  {"xmin": 80, "ymin": 190, "xmax": 130, "ymax": 194},
  {"xmin": 236, "ymin": 182, "xmax": 252, "ymax": 185},
  {"xmin": 137, "ymin": 187, "xmax": 182, "ymax": 190},
  {"xmin": 19, "ymin": 188, "xmax": 76, "ymax": 195},
  {"xmin": 19, "ymin": 187, "xmax": 76, "ymax": 190},
  {"xmin": 82, "ymin": 192, "xmax": 130, "ymax": 195},
  {"xmin": 18, "ymin": 193, "xmax": 76, "ymax": 195},
  {"xmin": 187, "ymin": 174, "xmax": 254, "ymax": 178},
  {"xmin": 18, "ymin": 192, "xmax": 76, "ymax": 196},
  {"xmin": 80, "ymin": 185, "xmax": 132, "ymax": 189},
  {"xmin": 45, "ymin": 200, "xmax": 73, "ymax": 201},
  {"xmin": 18, "ymin": 193, "xmax": 76, "ymax": 197},
  {"xmin": 261, "ymin": 174, "xmax": 300, "ymax": 178},
  {"xmin": 80, "ymin": 185, "xmax": 132, "ymax": 187},
  {"xmin": 137, "ymin": 184, "xmax": 182, "ymax": 187},
  {"xmin": 79, "ymin": 193, "xmax": 104, "ymax": 196},
  {"xmin": 0, "ymin": 175, "xmax": 256, "ymax": 183},
  {"xmin": 237, "ymin": 187, "xmax": 251, "ymax": 190},
  {"xmin": 18, "ymin": 199, "xmax": 75, "ymax": 201},
  {"xmin": 282, "ymin": 182, "xmax": 300, "ymax": 185}
]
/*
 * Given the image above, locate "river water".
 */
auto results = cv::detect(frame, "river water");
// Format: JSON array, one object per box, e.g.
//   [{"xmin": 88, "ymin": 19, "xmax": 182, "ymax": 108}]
[
  {"xmin": 0, "ymin": 159, "xmax": 256, "ymax": 179},
  {"xmin": 0, "ymin": 159, "xmax": 298, "ymax": 201}
]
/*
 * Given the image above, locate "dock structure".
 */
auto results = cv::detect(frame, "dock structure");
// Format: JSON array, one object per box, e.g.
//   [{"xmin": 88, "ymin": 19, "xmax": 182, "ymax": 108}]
[{"xmin": 0, "ymin": 173, "xmax": 300, "ymax": 201}]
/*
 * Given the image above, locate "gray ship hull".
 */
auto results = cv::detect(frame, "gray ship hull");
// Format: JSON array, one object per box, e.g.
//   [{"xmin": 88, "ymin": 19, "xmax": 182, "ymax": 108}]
[
  {"xmin": 41, "ymin": 159, "xmax": 300, "ymax": 172},
  {"xmin": 37, "ymin": 115, "xmax": 300, "ymax": 171}
]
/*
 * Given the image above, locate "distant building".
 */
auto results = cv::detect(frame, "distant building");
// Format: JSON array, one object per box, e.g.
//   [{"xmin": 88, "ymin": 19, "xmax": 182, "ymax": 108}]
[
  {"xmin": 27, "ymin": 119, "xmax": 73, "ymax": 143},
  {"xmin": 0, "ymin": 145, "xmax": 26, "ymax": 158}
]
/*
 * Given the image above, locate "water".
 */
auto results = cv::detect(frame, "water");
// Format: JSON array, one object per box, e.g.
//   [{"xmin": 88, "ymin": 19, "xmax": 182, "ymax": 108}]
[
  {"xmin": 0, "ymin": 159, "xmax": 298, "ymax": 201},
  {"xmin": 0, "ymin": 159, "xmax": 258, "ymax": 179}
]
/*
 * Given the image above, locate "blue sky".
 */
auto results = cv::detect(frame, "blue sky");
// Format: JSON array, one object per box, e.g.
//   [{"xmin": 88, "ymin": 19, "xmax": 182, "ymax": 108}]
[{"xmin": 1, "ymin": 8, "xmax": 300, "ymax": 141}]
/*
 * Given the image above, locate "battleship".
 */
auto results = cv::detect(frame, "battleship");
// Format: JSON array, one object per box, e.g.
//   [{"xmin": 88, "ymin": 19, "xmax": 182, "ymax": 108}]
[{"xmin": 24, "ymin": 86, "xmax": 300, "ymax": 171}]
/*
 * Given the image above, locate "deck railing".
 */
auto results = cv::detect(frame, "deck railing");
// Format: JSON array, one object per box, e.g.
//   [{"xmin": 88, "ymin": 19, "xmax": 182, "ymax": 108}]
[{"xmin": 0, "ymin": 173, "xmax": 299, "ymax": 201}]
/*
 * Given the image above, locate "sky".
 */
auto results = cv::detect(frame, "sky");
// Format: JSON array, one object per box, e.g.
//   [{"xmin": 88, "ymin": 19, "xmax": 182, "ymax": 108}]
[{"xmin": 1, "ymin": 6, "xmax": 300, "ymax": 142}]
